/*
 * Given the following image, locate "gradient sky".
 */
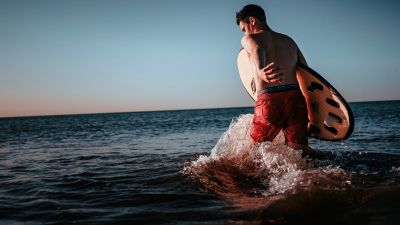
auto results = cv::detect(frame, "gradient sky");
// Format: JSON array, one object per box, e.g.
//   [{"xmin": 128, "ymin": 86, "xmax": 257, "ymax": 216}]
[{"xmin": 1, "ymin": 0, "xmax": 399, "ymax": 117}]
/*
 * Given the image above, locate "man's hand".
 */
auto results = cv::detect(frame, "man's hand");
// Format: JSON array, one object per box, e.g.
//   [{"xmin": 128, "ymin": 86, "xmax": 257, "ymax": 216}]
[{"xmin": 258, "ymin": 62, "xmax": 284, "ymax": 83}]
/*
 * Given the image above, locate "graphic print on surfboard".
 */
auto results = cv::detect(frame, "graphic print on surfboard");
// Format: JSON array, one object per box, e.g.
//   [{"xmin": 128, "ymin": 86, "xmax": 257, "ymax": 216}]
[{"xmin": 237, "ymin": 48, "xmax": 354, "ymax": 141}]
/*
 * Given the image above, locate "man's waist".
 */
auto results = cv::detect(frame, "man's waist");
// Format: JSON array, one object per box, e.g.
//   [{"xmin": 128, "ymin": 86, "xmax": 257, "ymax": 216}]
[{"xmin": 257, "ymin": 84, "xmax": 300, "ymax": 95}]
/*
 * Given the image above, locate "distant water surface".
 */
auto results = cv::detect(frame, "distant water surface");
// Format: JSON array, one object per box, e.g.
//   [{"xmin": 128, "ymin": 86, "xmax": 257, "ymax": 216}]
[{"xmin": 0, "ymin": 100, "xmax": 400, "ymax": 224}]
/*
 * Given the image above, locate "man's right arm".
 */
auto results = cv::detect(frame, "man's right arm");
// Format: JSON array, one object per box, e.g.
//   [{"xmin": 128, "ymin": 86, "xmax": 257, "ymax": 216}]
[{"xmin": 241, "ymin": 35, "xmax": 266, "ymax": 71}]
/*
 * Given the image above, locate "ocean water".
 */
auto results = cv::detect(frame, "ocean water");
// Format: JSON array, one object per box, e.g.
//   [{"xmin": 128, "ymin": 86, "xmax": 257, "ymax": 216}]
[{"xmin": 0, "ymin": 100, "xmax": 400, "ymax": 225}]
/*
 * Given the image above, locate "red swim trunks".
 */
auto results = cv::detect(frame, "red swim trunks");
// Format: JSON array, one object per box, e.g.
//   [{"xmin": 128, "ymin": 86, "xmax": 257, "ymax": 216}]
[{"xmin": 250, "ymin": 88, "xmax": 309, "ymax": 145}]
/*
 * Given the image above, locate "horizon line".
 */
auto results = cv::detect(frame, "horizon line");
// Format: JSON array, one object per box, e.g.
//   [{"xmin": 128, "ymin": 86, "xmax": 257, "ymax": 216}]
[{"xmin": 1, "ymin": 99, "xmax": 399, "ymax": 120}]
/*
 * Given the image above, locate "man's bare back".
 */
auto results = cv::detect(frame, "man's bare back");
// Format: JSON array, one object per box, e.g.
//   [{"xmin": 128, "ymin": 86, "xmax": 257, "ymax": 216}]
[{"xmin": 241, "ymin": 31, "xmax": 307, "ymax": 92}]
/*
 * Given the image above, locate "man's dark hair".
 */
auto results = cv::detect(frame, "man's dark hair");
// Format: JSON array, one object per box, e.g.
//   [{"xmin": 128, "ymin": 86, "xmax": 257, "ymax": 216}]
[{"xmin": 236, "ymin": 4, "xmax": 266, "ymax": 25}]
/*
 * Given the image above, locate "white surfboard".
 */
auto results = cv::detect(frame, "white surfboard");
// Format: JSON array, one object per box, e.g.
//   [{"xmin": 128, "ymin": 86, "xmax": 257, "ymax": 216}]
[{"xmin": 237, "ymin": 48, "xmax": 354, "ymax": 141}]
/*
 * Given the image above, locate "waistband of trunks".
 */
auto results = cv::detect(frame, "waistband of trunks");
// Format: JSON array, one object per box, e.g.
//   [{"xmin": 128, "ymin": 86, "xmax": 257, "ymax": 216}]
[{"xmin": 257, "ymin": 84, "xmax": 300, "ymax": 95}]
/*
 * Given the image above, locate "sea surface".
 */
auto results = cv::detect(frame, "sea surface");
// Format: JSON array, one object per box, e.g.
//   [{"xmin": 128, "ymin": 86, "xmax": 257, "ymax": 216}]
[{"xmin": 1, "ymin": 100, "xmax": 400, "ymax": 225}]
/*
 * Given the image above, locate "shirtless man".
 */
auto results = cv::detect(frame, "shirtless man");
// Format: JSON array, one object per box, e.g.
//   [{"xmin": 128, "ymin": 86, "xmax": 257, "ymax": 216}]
[{"xmin": 236, "ymin": 4, "xmax": 310, "ymax": 150}]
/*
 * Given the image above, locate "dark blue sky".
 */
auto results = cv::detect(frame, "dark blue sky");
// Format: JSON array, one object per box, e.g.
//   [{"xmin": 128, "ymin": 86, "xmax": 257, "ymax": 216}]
[{"xmin": 1, "ymin": 0, "xmax": 399, "ymax": 117}]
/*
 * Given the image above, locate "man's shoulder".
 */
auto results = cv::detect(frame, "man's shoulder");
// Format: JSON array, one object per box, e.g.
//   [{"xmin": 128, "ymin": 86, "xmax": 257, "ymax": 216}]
[
  {"xmin": 272, "ymin": 32, "xmax": 298, "ymax": 50},
  {"xmin": 241, "ymin": 34, "xmax": 259, "ymax": 43},
  {"xmin": 273, "ymin": 32, "xmax": 295, "ymax": 43},
  {"xmin": 241, "ymin": 34, "xmax": 260, "ymax": 50}
]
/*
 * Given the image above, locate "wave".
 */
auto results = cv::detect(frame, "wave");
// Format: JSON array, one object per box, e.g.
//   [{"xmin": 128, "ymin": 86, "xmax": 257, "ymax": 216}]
[{"xmin": 183, "ymin": 114, "xmax": 351, "ymax": 200}]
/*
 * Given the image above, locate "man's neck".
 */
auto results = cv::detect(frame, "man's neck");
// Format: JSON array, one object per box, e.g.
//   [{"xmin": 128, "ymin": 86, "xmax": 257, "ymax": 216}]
[{"xmin": 253, "ymin": 24, "xmax": 271, "ymax": 34}]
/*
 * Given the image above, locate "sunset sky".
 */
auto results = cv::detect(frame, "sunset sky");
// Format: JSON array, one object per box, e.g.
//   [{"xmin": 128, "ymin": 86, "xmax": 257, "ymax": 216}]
[{"xmin": 1, "ymin": 0, "xmax": 399, "ymax": 117}]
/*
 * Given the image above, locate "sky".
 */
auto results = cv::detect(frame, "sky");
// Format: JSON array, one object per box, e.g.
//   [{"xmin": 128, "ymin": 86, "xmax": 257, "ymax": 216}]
[{"xmin": 1, "ymin": 0, "xmax": 399, "ymax": 117}]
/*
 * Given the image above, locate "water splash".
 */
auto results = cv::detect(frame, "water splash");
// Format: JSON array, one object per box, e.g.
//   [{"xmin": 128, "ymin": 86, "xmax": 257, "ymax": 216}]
[{"xmin": 183, "ymin": 114, "xmax": 350, "ymax": 198}]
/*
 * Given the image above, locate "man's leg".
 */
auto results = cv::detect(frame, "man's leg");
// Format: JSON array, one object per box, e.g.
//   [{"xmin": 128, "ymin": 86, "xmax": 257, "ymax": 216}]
[
  {"xmin": 250, "ymin": 92, "xmax": 283, "ymax": 143},
  {"xmin": 250, "ymin": 120, "xmax": 281, "ymax": 143}
]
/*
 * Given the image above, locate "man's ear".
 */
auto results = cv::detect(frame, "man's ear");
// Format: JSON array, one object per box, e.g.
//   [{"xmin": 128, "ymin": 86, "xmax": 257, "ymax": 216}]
[{"xmin": 248, "ymin": 16, "xmax": 256, "ymax": 26}]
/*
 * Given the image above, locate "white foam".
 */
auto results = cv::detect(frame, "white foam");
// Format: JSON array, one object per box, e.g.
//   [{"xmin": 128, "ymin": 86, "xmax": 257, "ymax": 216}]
[
  {"xmin": 183, "ymin": 114, "xmax": 350, "ymax": 196},
  {"xmin": 390, "ymin": 166, "xmax": 400, "ymax": 173}
]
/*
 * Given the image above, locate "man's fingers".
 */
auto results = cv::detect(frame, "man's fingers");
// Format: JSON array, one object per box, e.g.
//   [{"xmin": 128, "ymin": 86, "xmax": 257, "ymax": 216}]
[
  {"xmin": 263, "ymin": 64, "xmax": 283, "ymax": 72},
  {"xmin": 263, "ymin": 62, "xmax": 275, "ymax": 70},
  {"xmin": 264, "ymin": 68, "xmax": 284, "ymax": 76},
  {"xmin": 265, "ymin": 73, "xmax": 283, "ymax": 82},
  {"xmin": 259, "ymin": 63, "xmax": 284, "ymax": 83},
  {"xmin": 266, "ymin": 72, "xmax": 284, "ymax": 79},
  {"xmin": 264, "ymin": 67, "xmax": 284, "ymax": 75},
  {"xmin": 267, "ymin": 78, "xmax": 282, "ymax": 83},
  {"xmin": 263, "ymin": 64, "xmax": 274, "ymax": 72},
  {"xmin": 262, "ymin": 62, "xmax": 277, "ymax": 72}
]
